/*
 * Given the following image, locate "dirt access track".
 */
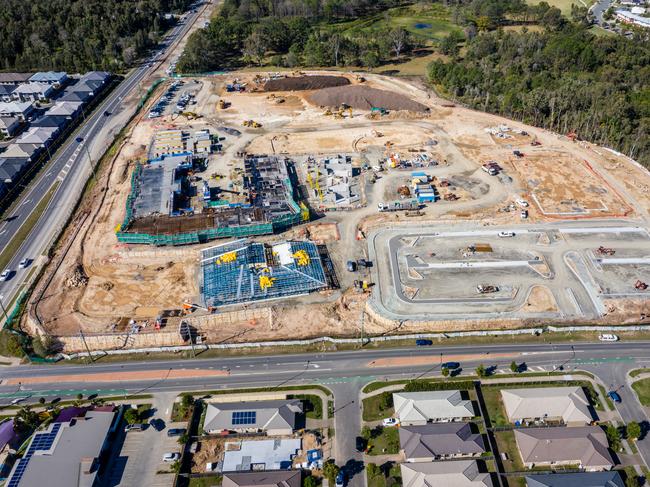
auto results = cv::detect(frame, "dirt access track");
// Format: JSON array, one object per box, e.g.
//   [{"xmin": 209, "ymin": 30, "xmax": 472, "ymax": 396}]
[{"xmin": 29, "ymin": 70, "xmax": 650, "ymax": 351}]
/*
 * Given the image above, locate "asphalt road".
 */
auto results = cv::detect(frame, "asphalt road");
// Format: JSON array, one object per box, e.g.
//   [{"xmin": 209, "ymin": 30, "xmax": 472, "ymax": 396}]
[{"xmin": 0, "ymin": 3, "xmax": 206, "ymax": 319}]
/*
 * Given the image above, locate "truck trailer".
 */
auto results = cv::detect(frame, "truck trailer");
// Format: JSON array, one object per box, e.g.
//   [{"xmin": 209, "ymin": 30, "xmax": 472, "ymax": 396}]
[{"xmin": 378, "ymin": 199, "xmax": 420, "ymax": 212}]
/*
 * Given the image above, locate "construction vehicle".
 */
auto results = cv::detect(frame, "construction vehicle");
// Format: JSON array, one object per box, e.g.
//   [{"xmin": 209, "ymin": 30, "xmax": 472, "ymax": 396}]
[
  {"xmin": 180, "ymin": 111, "xmax": 200, "ymax": 120},
  {"xmin": 596, "ymin": 246, "xmax": 616, "ymax": 256},
  {"xmin": 356, "ymin": 259, "xmax": 372, "ymax": 268},
  {"xmin": 259, "ymin": 274, "xmax": 276, "ymax": 291},
  {"xmin": 476, "ymin": 285, "xmax": 499, "ymax": 294},
  {"xmin": 405, "ymin": 210, "xmax": 424, "ymax": 217},
  {"xmin": 371, "ymin": 129, "xmax": 383, "ymax": 138},
  {"xmin": 531, "ymin": 137, "xmax": 541, "ymax": 146},
  {"xmin": 378, "ymin": 199, "xmax": 419, "ymax": 212},
  {"xmin": 482, "ymin": 162, "xmax": 500, "ymax": 176},
  {"xmin": 371, "ymin": 107, "xmax": 388, "ymax": 116},
  {"xmin": 217, "ymin": 99, "xmax": 230, "ymax": 109},
  {"xmin": 242, "ymin": 120, "xmax": 262, "ymax": 128},
  {"xmin": 292, "ymin": 250, "xmax": 311, "ymax": 266},
  {"xmin": 635, "ymin": 280, "xmax": 648, "ymax": 290},
  {"xmin": 443, "ymin": 193, "xmax": 459, "ymax": 201},
  {"xmin": 324, "ymin": 108, "xmax": 333, "ymax": 116},
  {"xmin": 513, "ymin": 150, "xmax": 524, "ymax": 158},
  {"xmin": 353, "ymin": 280, "xmax": 372, "ymax": 292},
  {"xmin": 356, "ymin": 75, "xmax": 366, "ymax": 83}
]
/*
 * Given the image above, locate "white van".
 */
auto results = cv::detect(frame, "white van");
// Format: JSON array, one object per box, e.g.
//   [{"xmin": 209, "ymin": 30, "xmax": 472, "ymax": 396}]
[{"xmin": 598, "ymin": 334, "xmax": 619, "ymax": 342}]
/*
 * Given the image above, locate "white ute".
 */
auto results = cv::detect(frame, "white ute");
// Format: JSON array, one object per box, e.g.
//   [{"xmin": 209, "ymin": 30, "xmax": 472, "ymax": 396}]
[
  {"xmin": 598, "ymin": 334, "xmax": 619, "ymax": 342},
  {"xmin": 498, "ymin": 231, "xmax": 515, "ymax": 238}
]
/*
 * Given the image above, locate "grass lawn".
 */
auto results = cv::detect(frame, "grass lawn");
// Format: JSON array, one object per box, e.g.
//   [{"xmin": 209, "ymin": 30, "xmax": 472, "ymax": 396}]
[
  {"xmin": 188, "ymin": 476, "xmax": 221, "ymax": 487},
  {"xmin": 374, "ymin": 50, "xmax": 445, "ymax": 76},
  {"xmin": 323, "ymin": 4, "xmax": 462, "ymax": 43},
  {"xmin": 525, "ymin": 0, "xmax": 588, "ymax": 15},
  {"xmin": 629, "ymin": 368, "xmax": 650, "ymax": 378},
  {"xmin": 288, "ymin": 394, "xmax": 323, "ymax": 420},
  {"xmin": 631, "ymin": 378, "xmax": 650, "ymax": 407},
  {"xmin": 362, "ymin": 391, "xmax": 394, "ymax": 422},
  {"xmin": 494, "ymin": 430, "xmax": 525, "ymax": 472},
  {"xmin": 367, "ymin": 426, "xmax": 400, "ymax": 455}
]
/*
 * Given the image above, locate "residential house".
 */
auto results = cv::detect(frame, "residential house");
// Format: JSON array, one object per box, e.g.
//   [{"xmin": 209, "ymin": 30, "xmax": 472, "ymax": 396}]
[
  {"xmin": 0, "ymin": 101, "xmax": 34, "ymax": 120},
  {"xmin": 514, "ymin": 426, "xmax": 615, "ymax": 471},
  {"xmin": 4, "ymin": 407, "xmax": 116, "ymax": 487},
  {"xmin": 393, "ymin": 391, "xmax": 476, "ymax": 425},
  {"xmin": 401, "ymin": 460, "xmax": 493, "ymax": 487},
  {"xmin": 222, "ymin": 470, "xmax": 302, "ymax": 487},
  {"xmin": 203, "ymin": 399, "xmax": 303, "ymax": 436},
  {"xmin": 501, "ymin": 387, "xmax": 594, "ymax": 426},
  {"xmin": 17, "ymin": 126, "xmax": 58, "ymax": 147},
  {"xmin": 12, "ymin": 83, "xmax": 54, "ymax": 102},
  {"xmin": 399, "ymin": 423, "xmax": 485, "ymax": 462},
  {"xmin": 59, "ymin": 90, "xmax": 92, "ymax": 103},
  {"xmin": 29, "ymin": 71, "xmax": 68, "ymax": 87},
  {"xmin": 2, "ymin": 143, "xmax": 41, "ymax": 161},
  {"xmin": 0, "ymin": 116, "xmax": 21, "ymax": 137},
  {"xmin": 615, "ymin": 10, "xmax": 650, "ymax": 27},
  {"xmin": 525, "ymin": 471, "xmax": 624, "ymax": 487},
  {"xmin": 0, "ymin": 85, "xmax": 16, "ymax": 102},
  {"xmin": 0, "ymin": 73, "xmax": 31, "ymax": 85},
  {"xmin": 31, "ymin": 115, "xmax": 70, "ymax": 130},
  {"xmin": 221, "ymin": 438, "xmax": 302, "ymax": 472},
  {"xmin": 0, "ymin": 157, "xmax": 30, "ymax": 184},
  {"xmin": 46, "ymin": 101, "xmax": 83, "ymax": 117}
]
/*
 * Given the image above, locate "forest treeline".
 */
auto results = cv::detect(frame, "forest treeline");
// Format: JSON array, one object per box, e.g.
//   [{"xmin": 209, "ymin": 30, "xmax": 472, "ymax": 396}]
[
  {"xmin": 0, "ymin": 0, "xmax": 193, "ymax": 73},
  {"xmin": 177, "ymin": 0, "xmax": 553, "ymax": 72},
  {"xmin": 428, "ymin": 26, "xmax": 650, "ymax": 166}
]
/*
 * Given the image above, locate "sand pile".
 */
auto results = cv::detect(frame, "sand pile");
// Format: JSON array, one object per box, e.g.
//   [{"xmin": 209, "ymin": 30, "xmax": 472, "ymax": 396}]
[
  {"xmin": 309, "ymin": 85, "xmax": 429, "ymax": 112},
  {"xmin": 263, "ymin": 75, "xmax": 350, "ymax": 91}
]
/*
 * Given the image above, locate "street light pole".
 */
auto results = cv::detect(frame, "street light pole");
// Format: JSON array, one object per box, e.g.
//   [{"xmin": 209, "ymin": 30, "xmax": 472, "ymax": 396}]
[{"xmin": 76, "ymin": 137, "xmax": 96, "ymax": 179}]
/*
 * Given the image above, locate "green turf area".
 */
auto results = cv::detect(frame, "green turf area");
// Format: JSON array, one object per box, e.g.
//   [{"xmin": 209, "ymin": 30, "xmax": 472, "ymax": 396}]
[
  {"xmin": 288, "ymin": 394, "xmax": 323, "ymax": 419},
  {"xmin": 494, "ymin": 430, "xmax": 525, "ymax": 472},
  {"xmin": 367, "ymin": 426, "xmax": 400, "ymax": 455},
  {"xmin": 632, "ymin": 378, "xmax": 650, "ymax": 407},
  {"xmin": 525, "ymin": 0, "xmax": 588, "ymax": 15},
  {"xmin": 188, "ymin": 476, "xmax": 221, "ymax": 487},
  {"xmin": 629, "ymin": 368, "xmax": 650, "ymax": 378},
  {"xmin": 324, "ymin": 4, "xmax": 462, "ymax": 43},
  {"xmin": 363, "ymin": 391, "xmax": 394, "ymax": 422}
]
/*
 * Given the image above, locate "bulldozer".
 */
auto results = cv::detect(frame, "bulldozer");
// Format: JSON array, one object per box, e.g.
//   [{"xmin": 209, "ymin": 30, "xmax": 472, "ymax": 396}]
[
  {"xmin": 323, "ymin": 108, "xmax": 333, "ymax": 116},
  {"xmin": 242, "ymin": 120, "xmax": 262, "ymax": 128}
]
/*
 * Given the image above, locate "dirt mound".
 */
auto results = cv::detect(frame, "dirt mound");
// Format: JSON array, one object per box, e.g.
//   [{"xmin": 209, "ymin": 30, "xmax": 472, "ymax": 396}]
[
  {"xmin": 308, "ymin": 85, "xmax": 429, "ymax": 112},
  {"xmin": 263, "ymin": 75, "xmax": 350, "ymax": 91}
]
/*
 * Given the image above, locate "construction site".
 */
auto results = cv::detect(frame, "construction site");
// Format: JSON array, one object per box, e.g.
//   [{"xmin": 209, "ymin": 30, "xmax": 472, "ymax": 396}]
[{"xmin": 25, "ymin": 70, "xmax": 650, "ymax": 352}]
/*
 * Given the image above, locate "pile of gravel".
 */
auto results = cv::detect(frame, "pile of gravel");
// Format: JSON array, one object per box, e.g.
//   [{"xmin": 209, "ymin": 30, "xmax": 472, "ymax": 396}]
[
  {"xmin": 308, "ymin": 85, "xmax": 429, "ymax": 112},
  {"xmin": 263, "ymin": 75, "xmax": 350, "ymax": 91}
]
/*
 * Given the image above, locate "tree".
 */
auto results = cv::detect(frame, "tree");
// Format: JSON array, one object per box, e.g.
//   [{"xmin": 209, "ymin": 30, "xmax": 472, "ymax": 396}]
[
  {"xmin": 76, "ymin": 393, "xmax": 83, "ymax": 401},
  {"xmin": 510, "ymin": 361, "xmax": 519, "ymax": 373},
  {"xmin": 476, "ymin": 364, "xmax": 487, "ymax": 378},
  {"xmin": 243, "ymin": 29, "xmax": 267, "ymax": 66},
  {"xmin": 180, "ymin": 394, "xmax": 194, "ymax": 409},
  {"xmin": 14, "ymin": 406, "xmax": 39, "ymax": 433},
  {"xmin": 323, "ymin": 461, "xmax": 340, "ymax": 484},
  {"xmin": 332, "ymin": 32, "xmax": 342, "ymax": 67},
  {"xmin": 178, "ymin": 432, "xmax": 190, "ymax": 445},
  {"xmin": 303, "ymin": 475, "xmax": 318, "ymax": 487},
  {"xmin": 361, "ymin": 50, "xmax": 380, "ymax": 69},
  {"xmin": 389, "ymin": 27, "xmax": 408, "ymax": 58},
  {"xmin": 476, "ymin": 16, "xmax": 491, "ymax": 32},
  {"xmin": 124, "ymin": 408, "xmax": 140, "ymax": 425},
  {"xmin": 0, "ymin": 330, "xmax": 24, "ymax": 357},
  {"xmin": 366, "ymin": 463, "xmax": 381, "ymax": 478},
  {"xmin": 626, "ymin": 421, "xmax": 641, "ymax": 441},
  {"xmin": 361, "ymin": 426, "xmax": 372, "ymax": 441},
  {"xmin": 32, "ymin": 335, "xmax": 55, "ymax": 358},
  {"xmin": 442, "ymin": 367, "xmax": 450, "ymax": 377},
  {"xmin": 606, "ymin": 424, "xmax": 621, "ymax": 451},
  {"xmin": 38, "ymin": 397, "xmax": 46, "ymax": 405}
]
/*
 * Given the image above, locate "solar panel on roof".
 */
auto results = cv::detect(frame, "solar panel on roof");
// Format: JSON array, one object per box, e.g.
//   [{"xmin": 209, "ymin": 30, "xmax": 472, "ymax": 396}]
[{"xmin": 232, "ymin": 411, "xmax": 257, "ymax": 425}]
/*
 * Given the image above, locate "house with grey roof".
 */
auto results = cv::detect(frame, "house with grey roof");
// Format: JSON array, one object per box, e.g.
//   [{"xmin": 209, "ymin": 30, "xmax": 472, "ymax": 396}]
[
  {"xmin": 399, "ymin": 423, "xmax": 485, "ymax": 462},
  {"xmin": 46, "ymin": 101, "xmax": 83, "ymax": 117},
  {"xmin": 12, "ymin": 83, "xmax": 54, "ymax": 102},
  {"xmin": 0, "ymin": 85, "xmax": 16, "ymax": 102},
  {"xmin": 525, "ymin": 471, "xmax": 624, "ymax": 487},
  {"xmin": 514, "ymin": 426, "xmax": 614, "ymax": 471},
  {"xmin": 17, "ymin": 126, "xmax": 58, "ymax": 146},
  {"xmin": 222, "ymin": 438, "xmax": 301, "ymax": 472},
  {"xmin": 0, "ymin": 116, "xmax": 21, "ymax": 137},
  {"xmin": 0, "ymin": 73, "xmax": 31, "ymax": 85},
  {"xmin": 203, "ymin": 399, "xmax": 303, "ymax": 436},
  {"xmin": 2, "ymin": 143, "xmax": 41, "ymax": 161},
  {"xmin": 0, "ymin": 101, "xmax": 34, "ymax": 120},
  {"xmin": 60, "ymin": 90, "xmax": 92, "ymax": 103},
  {"xmin": 29, "ymin": 71, "xmax": 68, "ymax": 87},
  {"xmin": 0, "ymin": 157, "xmax": 30, "ymax": 183},
  {"xmin": 393, "ymin": 391, "xmax": 476, "ymax": 425},
  {"xmin": 222, "ymin": 470, "xmax": 302, "ymax": 487},
  {"xmin": 401, "ymin": 460, "xmax": 493, "ymax": 487},
  {"xmin": 31, "ymin": 115, "xmax": 70, "ymax": 130},
  {"xmin": 502, "ymin": 387, "xmax": 594, "ymax": 426},
  {"xmin": 4, "ymin": 408, "xmax": 116, "ymax": 487}
]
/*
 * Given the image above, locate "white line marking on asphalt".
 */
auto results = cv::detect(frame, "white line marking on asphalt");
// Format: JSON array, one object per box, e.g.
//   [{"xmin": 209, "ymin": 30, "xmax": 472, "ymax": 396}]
[{"xmin": 0, "ymin": 230, "xmax": 5, "ymax": 236}]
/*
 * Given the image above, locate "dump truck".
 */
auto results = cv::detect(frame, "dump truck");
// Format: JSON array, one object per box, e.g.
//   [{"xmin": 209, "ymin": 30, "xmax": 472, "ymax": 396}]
[{"xmin": 378, "ymin": 199, "xmax": 419, "ymax": 212}]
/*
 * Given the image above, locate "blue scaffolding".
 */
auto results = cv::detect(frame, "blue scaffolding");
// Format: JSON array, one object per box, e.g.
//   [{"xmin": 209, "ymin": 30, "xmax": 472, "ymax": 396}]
[{"xmin": 200, "ymin": 239, "xmax": 328, "ymax": 307}]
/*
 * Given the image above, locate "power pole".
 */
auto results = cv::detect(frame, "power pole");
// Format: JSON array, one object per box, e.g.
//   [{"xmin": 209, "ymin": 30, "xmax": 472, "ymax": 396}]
[{"xmin": 79, "ymin": 329, "xmax": 93, "ymax": 364}]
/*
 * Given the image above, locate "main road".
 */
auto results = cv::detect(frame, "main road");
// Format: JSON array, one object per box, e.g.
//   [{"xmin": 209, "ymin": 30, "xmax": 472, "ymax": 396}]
[{"xmin": 0, "ymin": 2, "xmax": 209, "ymax": 320}]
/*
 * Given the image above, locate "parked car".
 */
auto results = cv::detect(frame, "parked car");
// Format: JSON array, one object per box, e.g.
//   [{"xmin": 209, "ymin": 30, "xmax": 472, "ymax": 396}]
[
  {"xmin": 608, "ymin": 391, "xmax": 622, "ymax": 403},
  {"xmin": 598, "ymin": 334, "xmax": 619, "ymax": 342},
  {"xmin": 498, "ymin": 231, "xmax": 515, "ymax": 238},
  {"xmin": 335, "ymin": 471, "xmax": 346, "ymax": 487},
  {"xmin": 415, "ymin": 339, "xmax": 433, "ymax": 346},
  {"xmin": 516, "ymin": 198, "xmax": 529, "ymax": 208},
  {"xmin": 0, "ymin": 269, "xmax": 11, "ymax": 281},
  {"xmin": 162, "ymin": 452, "xmax": 180, "ymax": 462},
  {"xmin": 125, "ymin": 423, "xmax": 145, "ymax": 433},
  {"xmin": 355, "ymin": 436, "xmax": 366, "ymax": 452},
  {"xmin": 167, "ymin": 428, "xmax": 186, "ymax": 437},
  {"xmin": 441, "ymin": 361, "xmax": 461, "ymax": 370},
  {"xmin": 382, "ymin": 418, "xmax": 399, "ymax": 427},
  {"xmin": 346, "ymin": 261, "xmax": 357, "ymax": 272}
]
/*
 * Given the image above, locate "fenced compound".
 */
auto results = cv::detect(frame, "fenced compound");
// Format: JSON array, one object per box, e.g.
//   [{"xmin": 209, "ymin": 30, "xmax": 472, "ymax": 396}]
[{"xmin": 200, "ymin": 239, "xmax": 328, "ymax": 307}]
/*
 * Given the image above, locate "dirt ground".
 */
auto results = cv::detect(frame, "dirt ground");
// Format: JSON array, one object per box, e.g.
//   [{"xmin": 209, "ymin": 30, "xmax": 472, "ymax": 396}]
[{"xmin": 31, "ymin": 69, "xmax": 650, "ymax": 344}]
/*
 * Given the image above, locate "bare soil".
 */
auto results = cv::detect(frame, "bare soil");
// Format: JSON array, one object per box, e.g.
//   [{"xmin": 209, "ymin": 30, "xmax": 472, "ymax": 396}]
[
  {"xmin": 308, "ymin": 85, "xmax": 429, "ymax": 112},
  {"xmin": 263, "ymin": 75, "xmax": 350, "ymax": 91}
]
